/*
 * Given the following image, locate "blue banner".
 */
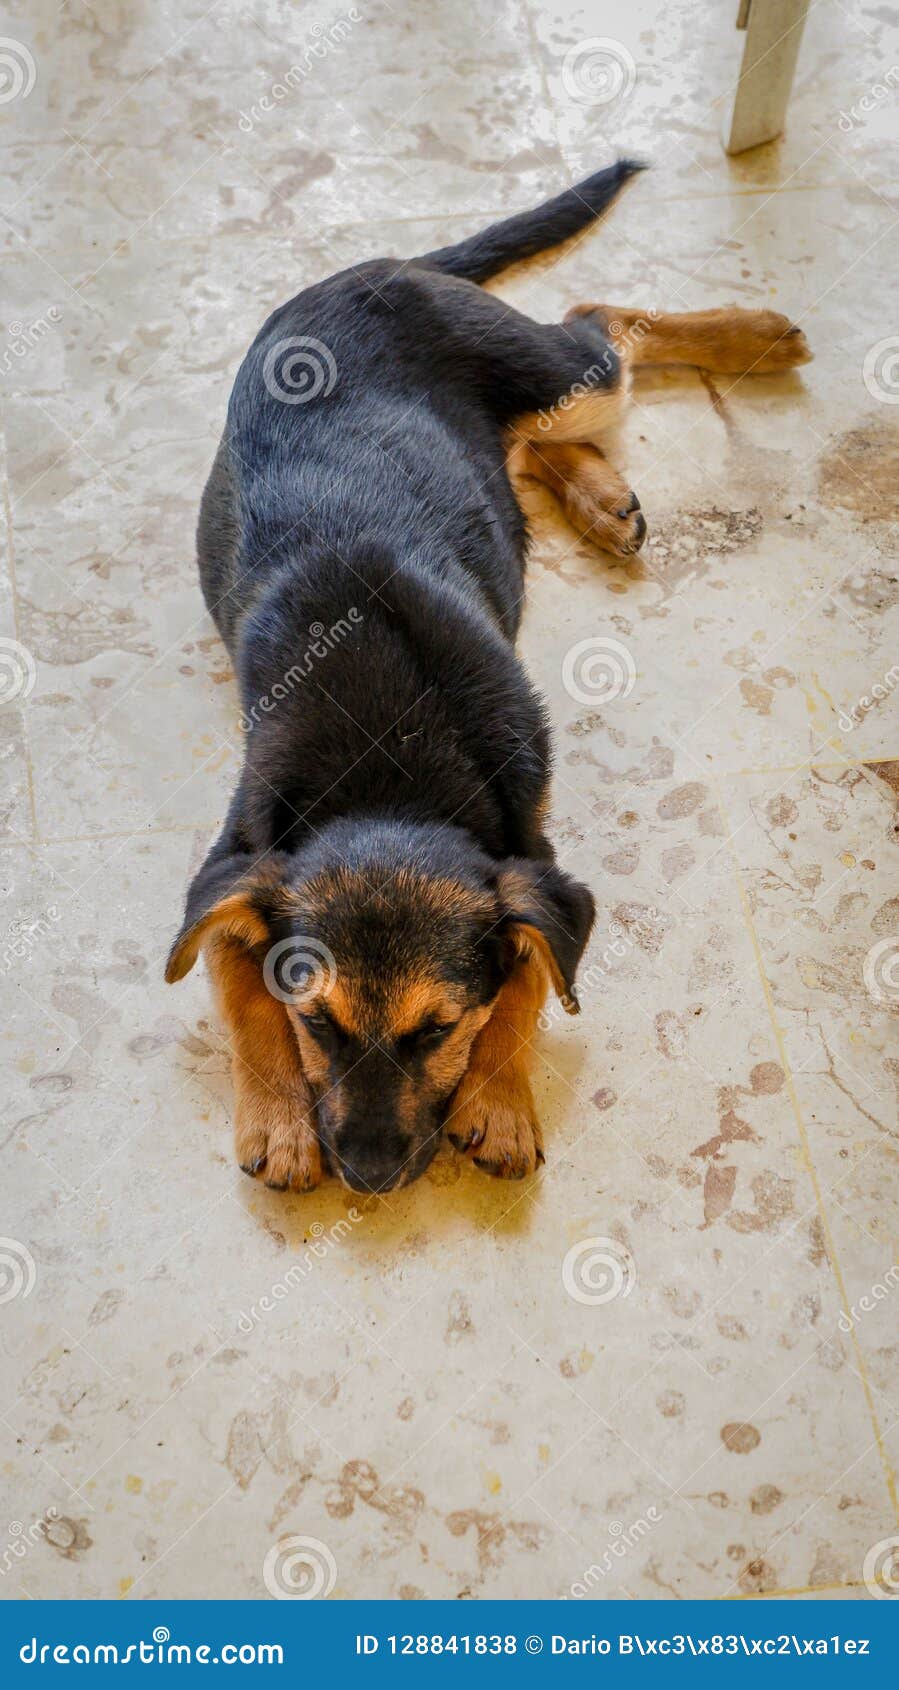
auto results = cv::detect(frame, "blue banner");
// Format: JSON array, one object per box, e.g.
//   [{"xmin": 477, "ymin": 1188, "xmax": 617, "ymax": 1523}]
[{"xmin": 2, "ymin": 1600, "xmax": 893, "ymax": 1682}]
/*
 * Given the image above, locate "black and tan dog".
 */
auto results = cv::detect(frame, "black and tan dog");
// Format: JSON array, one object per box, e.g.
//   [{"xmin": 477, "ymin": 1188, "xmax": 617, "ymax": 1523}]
[{"xmin": 166, "ymin": 160, "xmax": 810, "ymax": 1195}]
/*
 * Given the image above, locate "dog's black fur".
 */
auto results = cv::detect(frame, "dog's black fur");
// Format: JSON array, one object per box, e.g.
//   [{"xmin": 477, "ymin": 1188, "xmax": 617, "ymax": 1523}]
[{"xmin": 168, "ymin": 163, "xmax": 643, "ymax": 1189}]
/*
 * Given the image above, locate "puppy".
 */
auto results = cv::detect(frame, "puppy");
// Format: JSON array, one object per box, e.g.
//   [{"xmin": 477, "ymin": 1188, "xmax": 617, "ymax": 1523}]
[{"xmin": 166, "ymin": 160, "xmax": 810, "ymax": 1194}]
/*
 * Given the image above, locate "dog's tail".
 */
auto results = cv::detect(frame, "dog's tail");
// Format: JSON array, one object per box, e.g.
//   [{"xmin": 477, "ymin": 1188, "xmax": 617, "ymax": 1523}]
[{"xmin": 420, "ymin": 159, "xmax": 646, "ymax": 284}]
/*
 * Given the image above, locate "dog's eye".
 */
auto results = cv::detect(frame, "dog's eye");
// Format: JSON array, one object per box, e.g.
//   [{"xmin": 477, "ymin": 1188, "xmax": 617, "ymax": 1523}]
[
  {"xmin": 408, "ymin": 1020, "xmax": 455, "ymax": 1048},
  {"xmin": 300, "ymin": 1011, "xmax": 334, "ymax": 1039}
]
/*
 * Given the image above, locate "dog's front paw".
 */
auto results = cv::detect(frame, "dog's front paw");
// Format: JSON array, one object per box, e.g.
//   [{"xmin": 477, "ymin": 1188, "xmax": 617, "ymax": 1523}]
[
  {"xmin": 448, "ymin": 1071, "xmax": 544, "ymax": 1180},
  {"xmin": 235, "ymin": 1084, "xmax": 322, "ymax": 1193}
]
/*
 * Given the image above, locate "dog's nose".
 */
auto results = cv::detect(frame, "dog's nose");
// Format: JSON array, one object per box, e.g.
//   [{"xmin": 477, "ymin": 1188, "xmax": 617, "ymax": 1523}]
[{"xmin": 336, "ymin": 1149, "xmax": 405, "ymax": 1194}]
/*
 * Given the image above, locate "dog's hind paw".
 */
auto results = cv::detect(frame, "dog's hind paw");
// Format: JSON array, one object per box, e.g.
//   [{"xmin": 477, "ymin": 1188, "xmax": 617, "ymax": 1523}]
[{"xmin": 592, "ymin": 488, "xmax": 647, "ymax": 558}]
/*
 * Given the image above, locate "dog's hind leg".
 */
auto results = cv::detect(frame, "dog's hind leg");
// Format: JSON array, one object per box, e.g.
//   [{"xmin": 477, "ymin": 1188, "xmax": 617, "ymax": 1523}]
[
  {"xmin": 508, "ymin": 438, "xmax": 645, "ymax": 559},
  {"xmin": 566, "ymin": 303, "xmax": 812, "ymax": 376},
  {"xmin": 499, "ymin": 309, "xmax": 645, "ymax": 555},
  {"xmin": 406, "ymin": 272, "xmax": 644, "ymax": 554}
]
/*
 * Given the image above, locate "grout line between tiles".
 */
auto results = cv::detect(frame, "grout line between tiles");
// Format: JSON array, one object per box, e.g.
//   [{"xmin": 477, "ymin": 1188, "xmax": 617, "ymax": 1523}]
[
  {"xmin": 0, "ymin": 179, "xmax": 876, "ymax": 278},
  {"xmin": 713, "ymin": 771, "xmax": 899, "ymax": 1529},
  {"xmin": 4, "ymin": 753, "xmax": 899, "ymax": 854},
  {"xmin": 0, "ymin": 434, "xmax": 39, "ymax": 844},
  {"xmin": 727, "ymin": 1579, "xmax": 870, "ymax": 1600}
]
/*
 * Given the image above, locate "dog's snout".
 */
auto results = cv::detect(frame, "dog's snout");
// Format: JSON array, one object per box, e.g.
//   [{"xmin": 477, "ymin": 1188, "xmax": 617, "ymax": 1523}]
[
  {"xmin": 328, "ymin": 1112, "xmax": 409, "ymax": 1194},
  {"xmin": 338, "ymin": 1154, "xmax": 404, "ymax": 1194},
  {"xmin": 328, "ymin": 1107, "xmax": 441, "ymax": 1194},
  {"xmin": 334, "ymin": 1132, "xmax": 410, "ymax": 1193}
]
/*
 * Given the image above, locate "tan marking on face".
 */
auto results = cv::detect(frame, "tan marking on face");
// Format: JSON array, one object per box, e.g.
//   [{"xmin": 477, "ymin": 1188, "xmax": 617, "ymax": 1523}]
[
  {"xmin": 389, "ymin": 978, "xmax": 466, "ymax": 1040},
  {"xmin": 417, "ymin": 1002, "xmax": 495, "ymax": 1097},
  {"xmin": 317, "ymin": 977, "xmax": 360, "ymax": 1038},
  {"xmin": 287, "ymin": 1007, "xmax": 334, "ymax": 1090}
]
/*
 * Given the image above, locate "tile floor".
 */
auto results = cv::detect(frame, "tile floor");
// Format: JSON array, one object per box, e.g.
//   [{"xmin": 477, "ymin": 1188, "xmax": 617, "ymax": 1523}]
[{"xmin": 1, "ymin": 0, "xmax": 898, "ymax": 1603}]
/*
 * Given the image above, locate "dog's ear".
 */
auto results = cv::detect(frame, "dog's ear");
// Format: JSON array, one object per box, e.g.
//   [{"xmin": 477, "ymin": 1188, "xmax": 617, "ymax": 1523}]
[
  {"xmin": 165, "ymin": 850, "xmax": 290, "ymax": 983},
  {"xmin": 495, "ymin": 859, "xmax": 595, "ymax": 1015}
]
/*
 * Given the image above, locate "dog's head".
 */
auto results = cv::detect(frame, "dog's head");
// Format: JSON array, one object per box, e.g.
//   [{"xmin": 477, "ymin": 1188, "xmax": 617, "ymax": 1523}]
[{"xmin": 166, "ymin": 818, "xmax": 593, "ymax": 1193}]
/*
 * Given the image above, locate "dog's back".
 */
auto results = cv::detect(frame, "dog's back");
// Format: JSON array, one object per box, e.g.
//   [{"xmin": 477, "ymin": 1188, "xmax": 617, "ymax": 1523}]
[{"xmin": 198, "ymin": 163, "xmax": 643, "ymax": 653}]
